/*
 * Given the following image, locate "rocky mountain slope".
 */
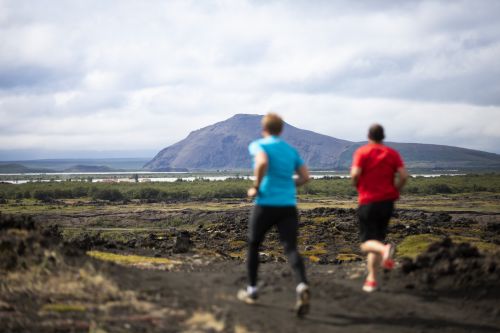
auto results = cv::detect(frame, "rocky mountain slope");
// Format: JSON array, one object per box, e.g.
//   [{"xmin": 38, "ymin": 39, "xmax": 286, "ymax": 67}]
[{"xmin": 145, "ymin": 114, "xmax": 500, "ymax": 170}]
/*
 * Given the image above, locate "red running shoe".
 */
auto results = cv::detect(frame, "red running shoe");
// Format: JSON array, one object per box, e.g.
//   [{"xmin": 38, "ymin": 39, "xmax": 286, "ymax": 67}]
[
  {"xmin": 362, "ymin": 280, "xmax": 378, "ymax": 293},
  {"xmin": 382, "ymin": 243, "xmax": 396, "ymax": 270}
]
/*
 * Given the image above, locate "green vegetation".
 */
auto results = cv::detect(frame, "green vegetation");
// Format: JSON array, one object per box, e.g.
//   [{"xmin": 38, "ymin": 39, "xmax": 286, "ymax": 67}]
[
  {"xmin": 87, "ymin": 251, "xmax": 182, "ymax": 267},
  {"xmin": 40, "ymin": 303, "xmax": 87, "ymax": 313},
  {"xmin": 403, "ymin": 174, "xmax": 500, "ymax": 194},
  {"xmin": 397, "ymin": 234, "xmax": 500, "ymax": 258},
  {"xmin": 1, "ymin": 174, "xmax": 499, "ymax": 203},
  {"xmin": 448, "ymin": 236, "xmax": 499, "ymax": 253},
  {"xmin": 397, "ymin": 234, "xmax": 441, "ymax": 258},
  {"xmin": 335, "ymin": 253, "xmax": 363, "ymax": 262}
]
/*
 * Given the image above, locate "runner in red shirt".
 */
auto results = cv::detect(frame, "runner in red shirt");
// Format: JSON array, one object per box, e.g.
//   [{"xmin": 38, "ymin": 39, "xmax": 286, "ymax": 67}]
[{"xmin": 351, "ymin": 124, "xmax": 409, "ymax": 292}]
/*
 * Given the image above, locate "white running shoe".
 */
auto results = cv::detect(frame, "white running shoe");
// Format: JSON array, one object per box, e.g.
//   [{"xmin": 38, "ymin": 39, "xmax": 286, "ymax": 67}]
[
  {"xmin": 237, "ymin": 289, "xmax": 258, "ymax": 304},
  {"xmin": 295, "ymin": 283, "xmax": 311, "ymax": 317}
]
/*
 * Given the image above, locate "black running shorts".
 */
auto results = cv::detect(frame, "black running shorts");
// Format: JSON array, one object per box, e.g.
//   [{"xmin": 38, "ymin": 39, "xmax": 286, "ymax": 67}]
[{"xmin": 357, "ymin": 200, "xmax": 394, "ymax": 242}]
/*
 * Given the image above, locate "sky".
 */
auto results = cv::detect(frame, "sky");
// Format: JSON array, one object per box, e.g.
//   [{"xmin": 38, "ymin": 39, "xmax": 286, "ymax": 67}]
[{"xmin": 1, "ymin": 0, "xmax": 500, "ymax": 159}]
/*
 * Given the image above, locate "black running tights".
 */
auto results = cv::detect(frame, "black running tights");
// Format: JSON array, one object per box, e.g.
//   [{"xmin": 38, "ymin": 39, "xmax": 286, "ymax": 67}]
[{"xmin": 247, "ymin": 205, "xmax": 307, "ymax": 287}]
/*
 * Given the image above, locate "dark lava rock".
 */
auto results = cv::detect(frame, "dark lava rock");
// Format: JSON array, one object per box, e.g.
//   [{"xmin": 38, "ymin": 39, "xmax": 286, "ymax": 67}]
[
  {"xmin": 480, "ymin": 221, "xmax": 500, "ymax": 234},
  {"xmin": 427, "ymin": 212, "xmax": 452, "ymax": 224},
  {"xmin": 69, "ymin": 232, "xmax": 109, "ymax": 251},
  {"xmin": 0, "ymin": 213, "xmax": 35, "ymax": 231},
  {"xmin": 453, "ymin": 217, "xmax": 474, "ymax": 227},
  {"xmin": 173, "ymin": 231, "xmax": 192, "ymax": 253},
  {"xmin": 0, "ymin": 214, "xmax": 68, "ymax": 271},
  {"xmin": 395, "ymin": 237, "xmax": 499, "ymax": 291}
]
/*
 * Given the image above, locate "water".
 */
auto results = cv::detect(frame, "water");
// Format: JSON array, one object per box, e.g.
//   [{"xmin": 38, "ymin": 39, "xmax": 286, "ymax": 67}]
[{"xmin": 0, "ymin": 172, "xmax": 464, "ymax": 185}]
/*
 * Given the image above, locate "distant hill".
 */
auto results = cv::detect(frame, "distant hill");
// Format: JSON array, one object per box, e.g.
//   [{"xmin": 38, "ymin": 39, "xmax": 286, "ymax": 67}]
[
  {"xmin": 0, "ymin": 163, "xmax": 56, "ymax": 174},
  {"xmin": 145, "ymin": 114, "xmax": 500, "ymax": 171},
  {"xmin": 63, "ymin": 165, "xmax": 119, "ymax": 173},
  {"xmin": 337, "ymin": 142, "xmax": 500, "ymax": 169},
  {"xmin": 0, "ymin": 158, "xmax": 151, "ymax": 172}
]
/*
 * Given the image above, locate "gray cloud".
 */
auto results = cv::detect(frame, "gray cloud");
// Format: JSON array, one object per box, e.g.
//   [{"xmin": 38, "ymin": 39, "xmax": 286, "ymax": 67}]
[{"xmin": 0, "ymin": 0, "xmax": 499, "ymax": 156}]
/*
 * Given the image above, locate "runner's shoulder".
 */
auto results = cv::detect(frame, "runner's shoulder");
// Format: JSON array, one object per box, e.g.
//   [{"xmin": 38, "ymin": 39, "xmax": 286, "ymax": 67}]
[
  {"xmin": 354, "ymin": 144, "xmax": 373, "ymax": 155},
  {"xmin": 384, "ymin": 145, "xmax": 402, "ymax": 156},
  {"xmin": 248, "ymin": 139, "xmax": 265, "ymax": 155}
]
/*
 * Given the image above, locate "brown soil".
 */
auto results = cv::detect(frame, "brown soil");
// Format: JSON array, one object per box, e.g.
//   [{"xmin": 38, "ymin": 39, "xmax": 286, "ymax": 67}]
[{"xmin": 1, "ymin": 206, "xmax": 499, "ymax": 333}]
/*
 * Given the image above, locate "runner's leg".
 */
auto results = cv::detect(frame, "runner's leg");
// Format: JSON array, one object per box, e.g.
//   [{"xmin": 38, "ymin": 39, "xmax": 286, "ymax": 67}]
[
  {"xmin": 366, "ymin": 251, "xmax": 382, "ymax": 282},
  {"xmin": 360, "ymin": 201, "xmax": 395, "ymax": 286},
  {"xmin": 276, "ymin": 207, "xmax": 307, "ymax": 284},
  {"xmin": 247, "ymin": 206, "xmax": 274, "ymax": 287}
]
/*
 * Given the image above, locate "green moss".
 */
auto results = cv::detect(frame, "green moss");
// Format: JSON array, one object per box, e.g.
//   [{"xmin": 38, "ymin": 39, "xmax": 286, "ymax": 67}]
[
  {"xmin": 228, "ymin": 251, "xmax": 246, "ymax": 259},
  {"xmin": 397, "ymin": 234, "xmax": 441, "ymax": 258},
  {"xmin": 450, "ymin": 236, "xmax": 499, "ymax": 253},
  {"xmin": 311, "ymin": 216, "xmax": 331, "ymax": 224},
  {"xmin": 302, "ymin": 244, "xmax": 328, "ymax": 257},
  {"xmin": 335, "ymin": 253, "xmax": 363, "ymax": 262},
  {"xmin": 308, "ymin": 255, "xmax": 321, "ymax": 263},
  {"xmin": 41, "ymin": 303, "xmax": 86, "ymax": 313},
  {"xmin": 229, "ymin": 240, "xmax": 247, "ymax": 249},
  {"xmin": 397, "ymin": 234, "xmax": 499, "ymax": 259},
  {"xmin": 87, "ymin": 251, "xmax": 181, "ymax": 266}
]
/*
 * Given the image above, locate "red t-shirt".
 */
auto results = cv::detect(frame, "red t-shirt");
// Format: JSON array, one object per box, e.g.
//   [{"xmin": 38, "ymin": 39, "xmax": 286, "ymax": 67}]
[{"xmin": 352, "ymin": 143, "xmax": 404, "ymax": 205}]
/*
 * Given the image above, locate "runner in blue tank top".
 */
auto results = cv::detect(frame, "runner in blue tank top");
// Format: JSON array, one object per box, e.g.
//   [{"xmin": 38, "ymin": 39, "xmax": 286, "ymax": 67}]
[
  {"xmin": 248, "ymin": 135, "xmax": 303, "ymax": 206},
  {"xmin": 237, "ymin": 113, "xmax": 311, "ymax": 317}
]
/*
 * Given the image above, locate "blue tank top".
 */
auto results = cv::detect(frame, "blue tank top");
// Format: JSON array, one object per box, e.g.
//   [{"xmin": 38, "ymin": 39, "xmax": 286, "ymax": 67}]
[{"xmin": 248, "ymin": 136, "xmax": 304, "ymax": 206}]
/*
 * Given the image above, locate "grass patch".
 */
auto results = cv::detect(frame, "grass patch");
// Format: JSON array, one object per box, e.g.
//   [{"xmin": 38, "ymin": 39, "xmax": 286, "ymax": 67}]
[
  {"xmin": 41, "ymin": 303, "xmax": 86, "ymax": 313},
  {"xmin": 229, "ymin": 240, "xmax": 247, "ymax": 249},
  {"xmin": 63, "ymin": 228, "xmax": 166, "ymax": 244},
  {"xmin": 308, "ymin": 255, "xmax": 321, "ymax": 263},
  {"xmin": 397, "ymin": 234, "xmax": 441, "ymax": 258},
  {"xmin": 3, "ymin": 265, "xmax": 123, "ymax": 303},
  {"xmin": 87, "ymin": 251, "xmax": 181, "ymax": 268},
  {"xmin": 311, "ymin": 216, "xmax": 332, "ymax": 224},
  {"xmin": 228, "ymin": 251, "xmax": 246, "ymax": 259},
  {"xmin": 449, "ymin": 236, "xmax": 499, "ymax": 253},
  {"xmin": 397, "ymin": 234, "xmax": 499, "ymax": 258},
  {"xmin": 302, "ymin": 244, "xmax": 328, "ymax": 257},
  {"xmin": 335, "ymin": 253, "xmax": 363, "ymax": 262}
]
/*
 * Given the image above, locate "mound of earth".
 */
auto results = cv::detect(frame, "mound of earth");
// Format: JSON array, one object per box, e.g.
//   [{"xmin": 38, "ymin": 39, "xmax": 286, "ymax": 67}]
[
  {"xmin": 396, "ymin": 237, "xmax": 500, "ymax": 291},
  {"xmin": 0, "ymin": 214, "xmax": 190, "ymax": 332},
  {"xmin": 0, "ymin": 214, "xmax": 67, "ymax": 271}
]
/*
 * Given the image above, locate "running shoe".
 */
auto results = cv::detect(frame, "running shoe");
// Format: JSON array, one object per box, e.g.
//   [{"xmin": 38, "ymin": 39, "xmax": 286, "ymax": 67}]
[
  {"xmin": 382, "ymin": 243, "xmax": 396, "ymax": 270},
  {"xmin": 237, "ymin": 289, "xmax": 258, "ymax": 304},
  {"xmin": 295, "ymin": 283, "xmax": 311, "ymax": 317},
  {"xmin": 362, "ymin": 280, "xmax": 378, "ymax": 293}
]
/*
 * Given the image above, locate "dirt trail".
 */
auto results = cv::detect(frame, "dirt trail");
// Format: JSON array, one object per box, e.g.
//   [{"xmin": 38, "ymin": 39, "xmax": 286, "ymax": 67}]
[
  {"xmin": 102, "ymin": 260, "xmax": 500, "ymax": 333},
  {"xmin": 1, "ymin": 207, "xmax": 499, "ymax": 332}
]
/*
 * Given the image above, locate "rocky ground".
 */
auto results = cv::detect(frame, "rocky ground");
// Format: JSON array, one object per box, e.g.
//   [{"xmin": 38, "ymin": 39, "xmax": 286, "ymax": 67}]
[{"xmin": 0, "ymin": 203, "xmax": 499, "ymax": 332}]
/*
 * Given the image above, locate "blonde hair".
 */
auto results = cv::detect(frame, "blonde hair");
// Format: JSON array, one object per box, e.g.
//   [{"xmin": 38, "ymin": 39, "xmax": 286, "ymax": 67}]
[{"xmin": 262, "ymin": 113, "xmax": 284, "ymax": 135}]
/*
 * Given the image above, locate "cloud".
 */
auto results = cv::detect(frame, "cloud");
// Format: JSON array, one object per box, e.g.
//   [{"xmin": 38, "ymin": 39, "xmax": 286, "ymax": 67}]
[{"xmin": 0, "ymin": 0, "xmax": 499, "ymax": 157}]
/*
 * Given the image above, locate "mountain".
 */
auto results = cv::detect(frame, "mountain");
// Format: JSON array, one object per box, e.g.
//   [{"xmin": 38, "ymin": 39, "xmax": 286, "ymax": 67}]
[
  {"xmin": 0, "ymin": 163, "xmax": 56, "ymax": 174},
  {"xmin": 145, "ymin": 114, "xmax": 351, "ymax": 170},
  {"xmin": 0, "ymin": 158, "xmax": 152, "ymax": 172},
  {"xmin": 337, "ymin": 142, "xmax": 500, "ymax": 170},
  {"xmin": 63, "ymin": 165, "xmax": 120, "ymax": 173},
  {"xmin": 144, "ymin": 114, "xmax": 500, "ymax": 171}
]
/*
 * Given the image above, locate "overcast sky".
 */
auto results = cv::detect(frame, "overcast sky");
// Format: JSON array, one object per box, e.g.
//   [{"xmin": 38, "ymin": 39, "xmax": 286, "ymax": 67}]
[{"xmin": 1, "ymin": 0, "xmax": 500, "ymax": 159}]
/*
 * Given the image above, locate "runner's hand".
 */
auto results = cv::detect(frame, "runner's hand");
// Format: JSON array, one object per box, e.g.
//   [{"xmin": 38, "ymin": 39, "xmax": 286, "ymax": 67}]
[{"xmin": 247, "ymin": 187, "xmax": 258, "ymax": 197}]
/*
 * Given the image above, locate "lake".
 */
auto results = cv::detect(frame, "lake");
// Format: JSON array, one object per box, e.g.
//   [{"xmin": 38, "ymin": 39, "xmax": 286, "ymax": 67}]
[{"xmin": 0, "ymin": 171, "xmax": 465, "ymax": 184}]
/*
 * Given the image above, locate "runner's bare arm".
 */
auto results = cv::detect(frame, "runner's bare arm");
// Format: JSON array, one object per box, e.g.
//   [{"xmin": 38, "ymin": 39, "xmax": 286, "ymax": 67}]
[
  {"xmin": 295, "ymin": 165, "xmax": 310, "ymax": 187},
  {"xmin": 248, "ymin": 151, "xmax": 268, "ymax": 197},
  {"xmin": 395, "ymin": 166, "xmax": 409, "ymax": 191},
  {"xmin": 351, "ymin": 166, "xmax": 362, "ymax": 186}
]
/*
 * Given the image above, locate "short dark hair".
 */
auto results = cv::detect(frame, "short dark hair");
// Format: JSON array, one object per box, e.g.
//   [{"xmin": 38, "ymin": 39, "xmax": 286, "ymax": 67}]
[
  {"xmin": 262, "ymin": 113, "xmax": 284, "ymax": 135},
  {"xmin": 368, "ymin": 124, "xmax": 385, "ymax": 142}
]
